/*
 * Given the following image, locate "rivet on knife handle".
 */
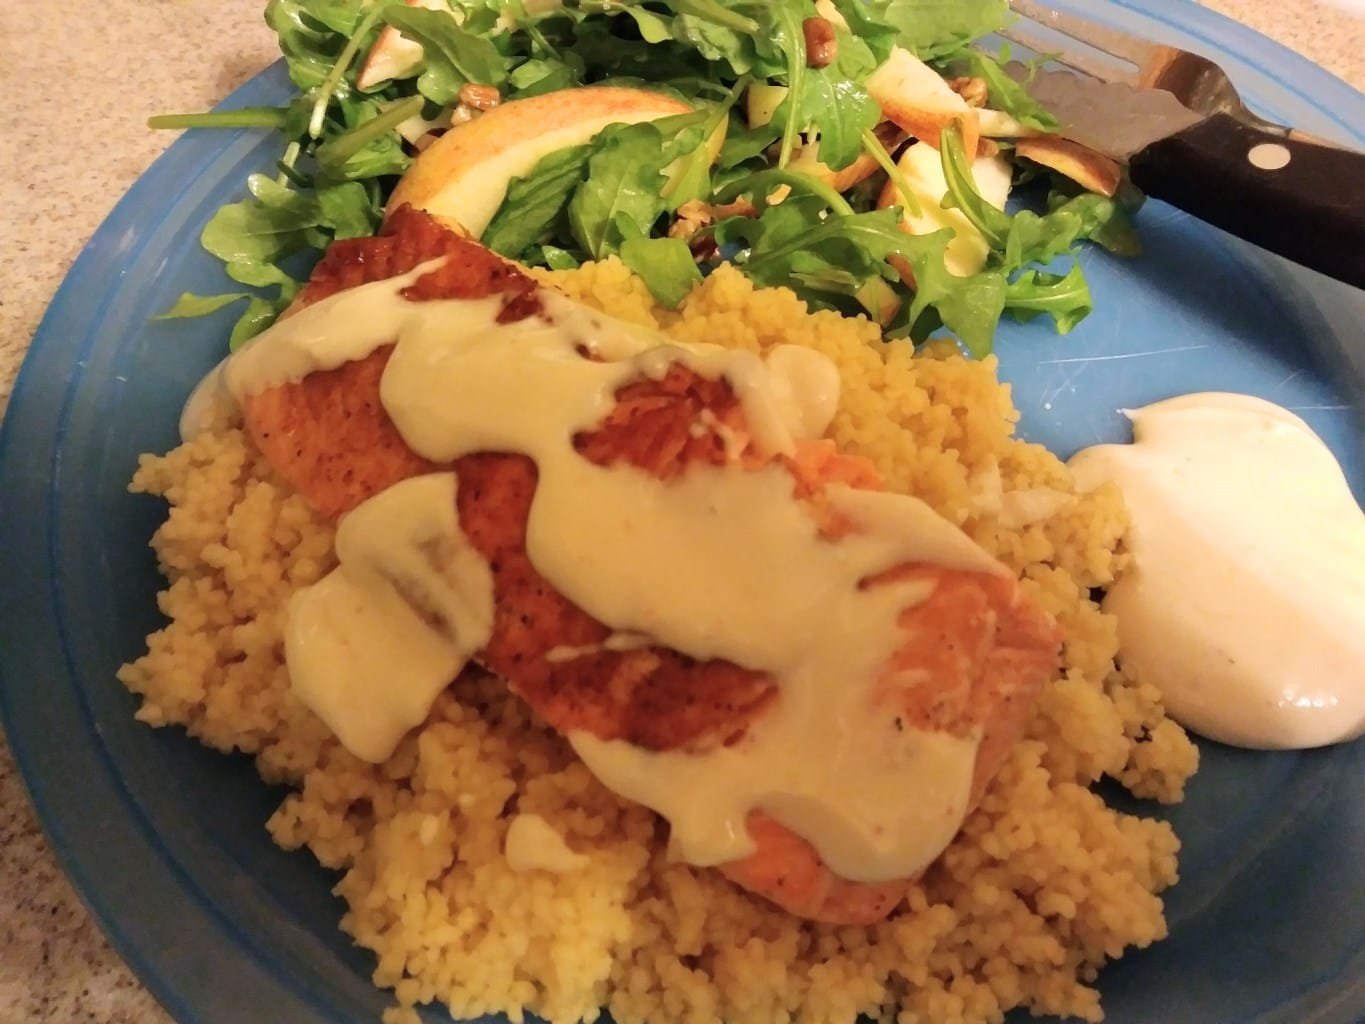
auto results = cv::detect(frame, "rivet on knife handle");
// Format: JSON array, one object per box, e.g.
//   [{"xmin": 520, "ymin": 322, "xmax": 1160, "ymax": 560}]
[{"xmin": 1127, "ymin": 114, "xmax": 1365, "ymax": 289}]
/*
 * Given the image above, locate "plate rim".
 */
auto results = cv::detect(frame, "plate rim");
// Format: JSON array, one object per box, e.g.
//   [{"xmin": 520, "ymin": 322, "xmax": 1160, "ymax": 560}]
[{"xmin": 1, "ymin": 2, "xmax": 1362, "ymax": 1022}]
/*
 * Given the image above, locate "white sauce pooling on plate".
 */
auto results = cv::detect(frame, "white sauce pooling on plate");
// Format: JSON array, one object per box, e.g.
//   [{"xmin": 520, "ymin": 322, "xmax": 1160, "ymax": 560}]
[
  {"xmin": 223, "ymin": 260, "xmax": 1010, "ymax": 882},
  {"xmin": 1069, "ymin": 392, "xmax": 1365, "ymax": 750}
]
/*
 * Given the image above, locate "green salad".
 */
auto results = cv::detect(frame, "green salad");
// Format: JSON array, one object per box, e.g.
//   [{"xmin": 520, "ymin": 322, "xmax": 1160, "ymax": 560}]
[{"xmin": 153, "ymin": 0, "xmax": 1140, "ymax": 356}]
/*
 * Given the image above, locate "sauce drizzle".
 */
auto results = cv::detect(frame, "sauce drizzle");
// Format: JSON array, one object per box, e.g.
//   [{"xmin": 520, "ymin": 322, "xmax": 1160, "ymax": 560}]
[{"xmin": 218, "ymin": 261, "xmax": 1014, "ymax": 881}]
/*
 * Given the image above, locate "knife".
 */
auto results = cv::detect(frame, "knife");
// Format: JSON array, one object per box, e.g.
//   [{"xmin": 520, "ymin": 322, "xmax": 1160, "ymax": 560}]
[{"xmin": 1010, "ymin": 65, "xmax": 1365, "ymax": 289}]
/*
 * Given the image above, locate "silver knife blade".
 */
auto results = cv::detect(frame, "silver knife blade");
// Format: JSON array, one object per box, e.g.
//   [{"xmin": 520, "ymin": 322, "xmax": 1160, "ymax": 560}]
[{"xmin": 1007, "ymin": 64, "xmax": 1206, "ymax": 162}]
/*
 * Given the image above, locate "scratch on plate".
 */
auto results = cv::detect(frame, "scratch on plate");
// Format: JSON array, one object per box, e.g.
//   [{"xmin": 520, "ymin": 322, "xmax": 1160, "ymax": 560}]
[
  {"xmin": 1040, "ymin": 360, "xmax": 1092, "ymax": 408},
  {"xmin": 1286, "ymin": 404, "xmax": 1348, "ymax": 411},
  {"xmin": 1275, "ymin": 369, "xmax": 1305, "ymax": 389},
  {"xmin": 1036, "ymin": 344, "xmax": 1208, "ymax": 366}
]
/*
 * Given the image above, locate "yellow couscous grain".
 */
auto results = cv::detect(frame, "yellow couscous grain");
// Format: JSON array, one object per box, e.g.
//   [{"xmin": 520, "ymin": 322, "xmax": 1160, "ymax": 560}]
[{"xmin": 118, "ymin": 261, "xmax": 1199, "ymax": 1024}]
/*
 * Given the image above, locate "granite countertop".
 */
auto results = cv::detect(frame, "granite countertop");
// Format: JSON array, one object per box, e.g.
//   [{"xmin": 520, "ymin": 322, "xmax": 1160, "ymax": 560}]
[{"xmin": 0, "ymin": 2, "xmax": 1360, "ymax": 1022}]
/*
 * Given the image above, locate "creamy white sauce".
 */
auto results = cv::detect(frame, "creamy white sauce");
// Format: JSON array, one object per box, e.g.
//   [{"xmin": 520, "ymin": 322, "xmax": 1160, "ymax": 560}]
[
  {"xmin": 1069, "ymin": 393, "xmax": 1365, "ymax": 750},
  {"xmin": 286, "ymin": 474, "xmax": 494, "ymax": 762},
  {"xmin": 763, "ymin": 344, "xmax": 842, "ymax": 441},
  {"xmin": 575, "ymin": 712, "xmax": 976, "ymax": 883},
  {"xmin": 178, "ymin": 357, "xmax": 231, "ymax": 440},
  {"xmin": 225, "ymin": 260, "xmax": 1009, "ymax": 880},
  {"xmin": 504, "ymin": 813, "xmax": 590, "ymax": 874}
]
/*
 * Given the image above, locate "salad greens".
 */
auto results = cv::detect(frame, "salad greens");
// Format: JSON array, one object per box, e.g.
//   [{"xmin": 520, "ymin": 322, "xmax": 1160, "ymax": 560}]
[{"xmin": 153, "ymin": 0, "xmax": 1138, "ymax": 353}]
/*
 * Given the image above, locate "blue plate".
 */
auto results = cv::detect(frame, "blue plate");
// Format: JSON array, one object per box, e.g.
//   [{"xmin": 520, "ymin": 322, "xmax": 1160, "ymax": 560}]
[{"xmin": 1, "ymin": 2, "xmax": 1361, "ymax": 1022}]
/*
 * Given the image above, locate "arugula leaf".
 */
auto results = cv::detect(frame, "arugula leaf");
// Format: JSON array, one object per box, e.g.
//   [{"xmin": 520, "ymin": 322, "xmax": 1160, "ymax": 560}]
[
  {"xmin": 483, "ymin": 144, "xmax": 592, "ymax": 257},
  {"xmin": 225, "ymin": 259, "xmax": 301, "ymax": 291},
  {"xmin": 786, "ymin": 71, "xmax": 881, "ymax": 171},
  {"xmin": 938, "ymin": 126, "xmax": 1010, "ymax": 249},
  {"xmin": 758, "ymin": 1, "xmax": 882, "ymax": 171},
  {"xmin": 508, "ymin": 56, "xmax": 581, "ymax": 96},
  {"xmin": 620, "ymin": 236, "xmax": 704, "ymax": 307},
  {"xmin": 939, "ymin": 124, "xmax": 1133, "ymax": 272},
  {"xmin": 1048, "ymin": 189, "xmax": 1142, "ymax": 258},
  {"xmin": 568, "ymin": 19, "xmax": 712, "ymax": 84},
  {"xmin": 668, "ymin": 0, "xmax": 761, "ymax": 34},
  {"xmin": 201, "ymin": 171, "xmax": 377, "ymax": 306},
  {"xmin": 717, "ymin": 167, "xmax": 855, "ymax": 216},
  {"xmin": 313, "ymin": 95, "xmax": 420, "ymax": 180},
  {"xmin": 660, "ymin": 90, "xmax": 741, "ymax": 210},
  {"xmin": 266, "ymin": 0, "xmax": 351, "ymax": 90},
  {"xmin": 537, "ymin": 244, "xmax": 582, "ymax": 270},
  {"xmin": 149, "ymin": 108, "xmax": 291, "ymax": 130},
  {"xmin": 229, "ymin": 296, "xmax": 291, "ymax": 350},
  {"xmin": 954, "ymin": 48, "xmax": 1060, "ymax": 133},
  {"xmin": 176, "ymin": 0, "xmax": 1123, "ymax": 357},
  {"xmin": 671, "ymin": 14, "xmax": 760, "ymax": 74},
  {"xmin": 568, "ymin": 122, "xmax": 672, "ymax": 258},
  {"xmin": 384, "ymin": 5, "xmax": 509, "ymax": 105},
  {"xmin": 719, "ymin": 117, "xmax": 782, "ymax": 168},
  {"xmin": 153, "ymin": 288, "xmax": 292, "ymax": 351},
  {"xmin": 624, "ymin": 7, "xmax": 673, "ymax": 43},
  {"xmin": 201, "ymin": 200, "xmax": 316, "ymax": 265},
  {"xmin": 291, "ymin": 0, "xmax": 366, "ymax": 37},
  {"xmin": 766, "ymin": 1, "xmax": 807, "ymax": 168},
  {"xmin": 1002, "ymin": 191, "xmax": 1139, "ymax": 270},
  {"xmin": 318, "ymin": 181, "xmax": 379, "ymax": 238},
  {"xmin": 247, "ymin": 171, "xmax": 319, "ymax": 217},
  {"xmin": 935, "ymin": 124, "xmax": 1121, "ymax": 336},
  {"xmin": 307, "ymin": 3, "xmax": 390, "ymax": 135},
  {"xmin": 565, "ymin": 113, "xmax": 711, "ymax": 259},
  {"xmin": 896, "ymin": 229, "xmax": 1008, "ymax": 356},
  {"xmin": 716, "ymin": 195, "xmax": 1009, "ymax": 355},
  {"xmin": 716, "ymin": 197, "xmax": 885, "ymax": 285},
  {"xmin": 1004, "ymin": 264, "xmax": 1093, "ymax": 333},
  {"xmin": 867, "ymin": 0, "xmax": 1010, "ymax": 60},
  {"xmin": 153, "ymin": 292, "xmax": 254, "ymax": 320},
  {"xmin": 825, "ymin": 0, "xmax": 899, "ymax": 63}
]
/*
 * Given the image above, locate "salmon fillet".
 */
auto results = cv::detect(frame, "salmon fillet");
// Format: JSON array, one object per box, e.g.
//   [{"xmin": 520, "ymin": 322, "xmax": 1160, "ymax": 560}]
[{"xmin": 239, "ymin": 205, "xmax": 1060, "ymax": 923}]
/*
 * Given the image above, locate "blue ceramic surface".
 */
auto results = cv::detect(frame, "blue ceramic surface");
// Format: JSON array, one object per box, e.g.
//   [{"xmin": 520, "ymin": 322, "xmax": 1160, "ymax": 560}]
[{"xmin": 0, "ymin": 2, "xmax": 1361, "ymax": 1022}]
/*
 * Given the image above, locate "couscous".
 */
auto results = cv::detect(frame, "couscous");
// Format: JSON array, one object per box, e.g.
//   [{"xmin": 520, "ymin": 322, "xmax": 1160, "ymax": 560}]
[{"xmin": 119, "ymin": 258, "xmax": 1198, "ymax": 1024}]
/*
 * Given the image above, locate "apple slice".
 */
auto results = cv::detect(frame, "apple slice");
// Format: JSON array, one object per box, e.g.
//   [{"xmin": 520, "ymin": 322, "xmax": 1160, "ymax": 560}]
[
  {"xmin": 746, "ymin": 82, "xmax": 789, "ymax": 129},
  {"xmin": 877, "ymin": 141, "xmax": 1013, "ymax": 278},
  {"xmin": 386, "ymin": 87, "xmax": 697, "ymax": 238},
  {"xmin": 865, "ymin": 47, "xmax": 980, "ymax": 159},
  {"xmin": 356, "ymin": 0, "xmax": 448, "ymax": 92},
  {"xmin": 1014, "ymin": 136, "xmax": 1122, "ymax": 197}
]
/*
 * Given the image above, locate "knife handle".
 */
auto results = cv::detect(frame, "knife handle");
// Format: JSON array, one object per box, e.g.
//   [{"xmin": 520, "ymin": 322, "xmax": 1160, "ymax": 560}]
[{"xmin": 1128, "ymin": 113, "xmax": 1365, "ymax": 289}]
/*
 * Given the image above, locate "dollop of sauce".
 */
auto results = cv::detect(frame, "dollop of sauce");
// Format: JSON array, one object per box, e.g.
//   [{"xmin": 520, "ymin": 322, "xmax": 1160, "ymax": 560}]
[
  {"xmin": 286, "ymin": 474, "xmax": 494, "ymax": 762},
  {"xmin": 219, "ymin": 259, "xmax": 1009, "ymax": 881},
  {"xmin": 1069, "ymin": 393, "xmax": 1365, "ymax": 749},
  {"xmin": 504, "ymin": 814, "xmax": 590, "ymax": 874}
]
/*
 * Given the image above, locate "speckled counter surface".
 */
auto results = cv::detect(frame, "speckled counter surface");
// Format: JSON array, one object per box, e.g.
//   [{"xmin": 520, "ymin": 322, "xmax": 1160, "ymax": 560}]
[{"xmin": 0, "ymin": 2, "xmax": 1360, "ymax": 1022}]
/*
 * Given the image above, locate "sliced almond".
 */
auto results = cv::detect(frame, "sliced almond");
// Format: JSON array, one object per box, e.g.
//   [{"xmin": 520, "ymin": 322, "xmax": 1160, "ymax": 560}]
[
  {"xmin": 977, "ymin": 108, "xmax": 1036, "ymax": 139},
  {"xmin": 1015, "ymin": 136, "xmax": 1122, "ymax": 197}
]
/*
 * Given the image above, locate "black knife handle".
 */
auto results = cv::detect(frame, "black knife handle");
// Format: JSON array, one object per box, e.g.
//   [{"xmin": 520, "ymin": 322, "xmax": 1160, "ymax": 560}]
[{"xmin": 1128, "ymin": 113, "xmax": 1365, "ymax": 289}]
